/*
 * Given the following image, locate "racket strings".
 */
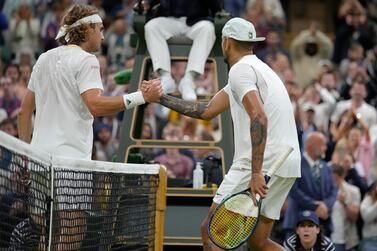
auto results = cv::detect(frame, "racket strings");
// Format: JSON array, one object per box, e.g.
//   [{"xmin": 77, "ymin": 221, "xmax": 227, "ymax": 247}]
[{"xmin": 209, "ymin": 202, "xmax": 258, "ymax": 249}]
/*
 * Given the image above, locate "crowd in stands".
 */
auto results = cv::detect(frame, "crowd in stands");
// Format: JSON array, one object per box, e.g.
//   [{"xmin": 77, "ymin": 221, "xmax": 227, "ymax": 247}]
[{"xmin": 0, "ymin": 0, "xmax": 377, "ymax": 250}]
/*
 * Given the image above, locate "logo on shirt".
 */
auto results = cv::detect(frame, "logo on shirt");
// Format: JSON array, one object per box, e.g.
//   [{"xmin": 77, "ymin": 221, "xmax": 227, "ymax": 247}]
[{"xmin": 126, "ymin": 99, "xmax": 131, "ymax": 105}]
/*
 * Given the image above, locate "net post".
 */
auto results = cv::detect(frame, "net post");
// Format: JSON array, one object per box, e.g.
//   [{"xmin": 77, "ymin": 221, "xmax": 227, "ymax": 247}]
[{"xmin": 154, "ymin": 165, "xmax": 167, "ymax": 251}]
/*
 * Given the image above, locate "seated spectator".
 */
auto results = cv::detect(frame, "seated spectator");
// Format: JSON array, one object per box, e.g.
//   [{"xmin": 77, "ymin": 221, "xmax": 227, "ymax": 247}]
[
  {"xmin": 194, "ymin": 62, "xmax": 216, "ymax": 96},
  {"xmin": 338, "ymin": 62, "xmax": 368, "ymax": 101},
  {"xmin": 339, "ymin": 42, "xmax": 367, "ymax": 80},
  {"xmin": 154, "ymin": 122, "xmax": 194, "ymax": 179},
  {"xmin": 104, "ymin": 18, "xmax": 134, "ymax": 70},
  {"xmin": 0, "ymin": 77, "xmax": 21, "ymax": 118},
  {"xmin": 143, "ymin": 0, "xmax": 221, "ymax": 101},
  {"xmin": 290, "ymin": 21, "xmax": 333, "ymax": 89},
  {"xmin": 94, "ymin": 123, "xmax": 119, "ymax": 161},
  {"xmin": 331, "ymin": 164, "xmax": 361, "ymax": 251},
  {"xmin": 297, "ymin": 103, "xmax": 317, "ymax": 152},
  {"xmin": 3, "ymin": 64, "xmax": 20, "ymax": 85},
  {"xmin": 283, "ymin": 210, "xmax": 335, "ymax": 251},
  {"xmin": 360, "ymin": 181, "xmax": 377, "ymax": 251}
]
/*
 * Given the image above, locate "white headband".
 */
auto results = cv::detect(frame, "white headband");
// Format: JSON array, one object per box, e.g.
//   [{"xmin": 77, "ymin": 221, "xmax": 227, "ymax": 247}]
[{"xmin": 55, "ymin": 14, "xmax": 102, "ymax": 42}]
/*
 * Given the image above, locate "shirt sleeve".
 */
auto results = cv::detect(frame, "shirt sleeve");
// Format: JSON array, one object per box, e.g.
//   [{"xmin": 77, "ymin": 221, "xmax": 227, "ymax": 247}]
[
  {"xmin": 76, "ymin": 55, "xmax": 103, "ymax": 94},
  {"xmin": 28, "ymin": 56, "xmax": 42, "ymax": 92},
  {"xmin": 228, "ymin": 63, "xmax": 258, "ymax": 101}
]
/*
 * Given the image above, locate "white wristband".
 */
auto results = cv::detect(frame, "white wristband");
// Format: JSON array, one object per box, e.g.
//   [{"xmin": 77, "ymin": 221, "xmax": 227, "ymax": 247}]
[{"xmin": 123, "ymin": 91, "xmax": 145, "ymax": 110}]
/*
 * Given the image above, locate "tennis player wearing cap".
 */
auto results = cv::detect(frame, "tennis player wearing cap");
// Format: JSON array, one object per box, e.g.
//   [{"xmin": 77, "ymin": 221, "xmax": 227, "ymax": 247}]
[
  {"xmin": 152, "ymin": 17, "xmax": 301, "ymax": 250},
  {"xmin": 17, "ymin": 4, "xmax": 162, "ymax": 250},
  {"xmin": 284, "ymin": 210, "xmax": 335, "ymax": 251}
]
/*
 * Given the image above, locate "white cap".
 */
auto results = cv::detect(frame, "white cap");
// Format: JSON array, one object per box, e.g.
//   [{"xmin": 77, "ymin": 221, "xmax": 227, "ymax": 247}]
[{"xmin": 222, "ymin": 17, "xmax": 265, "ymax": 42}]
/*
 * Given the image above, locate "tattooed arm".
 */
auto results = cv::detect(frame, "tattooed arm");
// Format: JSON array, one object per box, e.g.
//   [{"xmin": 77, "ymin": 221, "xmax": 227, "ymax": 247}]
[
  {"xmin": 159, "ymin": 90, "xmax": 230, "ymax": 120},
  {"xmin": 243, "ymin": 90, "xmax": 268, "ymax": 204}
]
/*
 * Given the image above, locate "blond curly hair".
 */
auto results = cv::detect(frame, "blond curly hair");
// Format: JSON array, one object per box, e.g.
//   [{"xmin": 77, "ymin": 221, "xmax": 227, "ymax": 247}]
[{"xmin": 57, "ymin": 5, "xmax": 99, "ymax": 45}]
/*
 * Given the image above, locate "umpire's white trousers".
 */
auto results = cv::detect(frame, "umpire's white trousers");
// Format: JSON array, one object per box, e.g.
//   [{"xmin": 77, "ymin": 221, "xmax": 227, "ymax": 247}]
[{"xmin": 144, "ymin": 17, "xmax": 216, "ymax": 75}]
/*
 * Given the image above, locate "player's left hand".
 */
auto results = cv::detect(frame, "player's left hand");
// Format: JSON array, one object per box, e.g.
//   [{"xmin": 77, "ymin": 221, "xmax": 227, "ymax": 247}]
[{"xmin": 249, "ymin": 172, "xmax": 268, "ymax": 206}]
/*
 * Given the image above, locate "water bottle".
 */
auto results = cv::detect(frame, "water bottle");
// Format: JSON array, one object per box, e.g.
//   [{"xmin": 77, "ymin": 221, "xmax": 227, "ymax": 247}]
[{"xmin": 193, "ymin": 162, "xmax": 204, "ymax": 189}]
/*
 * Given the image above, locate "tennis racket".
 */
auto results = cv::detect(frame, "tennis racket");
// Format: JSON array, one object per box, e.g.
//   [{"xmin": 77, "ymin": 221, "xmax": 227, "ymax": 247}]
[{"xmin": 207, "ymin": 146, "xmax": 294, "ymax": 250}]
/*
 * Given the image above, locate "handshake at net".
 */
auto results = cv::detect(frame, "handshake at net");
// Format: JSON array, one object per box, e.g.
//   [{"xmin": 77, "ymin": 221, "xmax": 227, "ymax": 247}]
[{"xmin": 140, "ymin": 78, "xmax": 163, "ymax": 103}]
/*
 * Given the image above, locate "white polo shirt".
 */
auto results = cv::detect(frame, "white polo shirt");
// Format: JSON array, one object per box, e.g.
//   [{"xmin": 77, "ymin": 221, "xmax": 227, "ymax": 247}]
[
  {"xmin": 223, "ymin": 55, "xmax": 301, "ymax": 178},
  {"xmin": 28, "ymin": 45, "xmax": 103, "ymax": 160}
]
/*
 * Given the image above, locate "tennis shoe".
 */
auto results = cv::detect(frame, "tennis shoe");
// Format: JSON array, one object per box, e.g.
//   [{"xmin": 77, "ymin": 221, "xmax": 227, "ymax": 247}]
[
  {"xmin": 161, "ymin": 75, "xmax": 176, "ymax": 94},
  {"xmin": 178, "ymin": 76, "xmax": 197, "ymax": 101}
]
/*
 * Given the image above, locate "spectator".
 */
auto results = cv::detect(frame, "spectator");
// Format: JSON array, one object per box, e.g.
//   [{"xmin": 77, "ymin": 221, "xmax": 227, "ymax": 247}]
[
  {"xmin": 290, "ymin": 21, "xmax": 333, "ymax": 89},
  {"xmin": 339, "ymin": 42, "xmax": 367, "ymax": 80},
  {"xmin": 0, "ymin": 76, "xmax": 21, "ymax": 118},
  {"xmin": 298, "ymin": 82, "xmax": 337, "ymax": 136},
  {"xmin": 8, "ymin": 2, "xmax": 40, "ymax": 61},
  {"xmin": 246, "ymin": 0, "xmax": 286, "ymax": 33},
  {"xmin": 338, "ymin": 61, "xmax": 368, "ymax": 100},
  {"xmin": 111, "ymin": 0, "xmax": 135, "ymax": 31},
  {"xmin": 340, "ymin": 153, "xmax": 369, "ymax": 198},
  {"xmin": 332, "ymin": 0, "xmax": 376, "ymax": 65},
  {"xmin": 331, "ymin": 164, "xmax": 361, "ymax": 251},
  {"xmin": 94, "ymin": 123, "xmax": 118, "ymax": 161},
  {"xmin": 331, "ymin": 80, "xmax": 377, "ymax": 133},
  {"xmin": 335, "ymin": 126, "xmax": 374, "ymax": 182},
  {"xmin": 194, "ymin": 62, "xmax": 216, "ymax": 95},
  {"xmin": 104, "ymin": 18, "xmax": 134, "ymax": 70},
  {"xmin": 360, "ymin": 181, "xmax": 377, "ymax": 251},
  {"xmin": 143, "ymin": 0, "xmax": 221, "ymax": 101},
  {"xmin": 256, "ymin": 29, "xmax": 290, "ymax": 63},
  {"xmin": 224, "ymin": 0, "xmax": 247, "ymax": 17},
  {"xmin": 154, "ymin": 122, "xmax": 194, "ymax": 178},
  {"xmin": 3, "ymin": 64, "xmax": 20, "ymax": 84},
  {"xmin": 283, "ymin": 132, "xmax": 337, "ymax": 236},
  {"xmin": 297, "ymin": 103, "xmax": 318, "ymax": 152},
  {"xmin": 284, "ymin": 210, "xmax": 335, "ymax": 251},
  {"xmin": 142, "ymin": 103, "xmax": 168, "ymax": 139}
]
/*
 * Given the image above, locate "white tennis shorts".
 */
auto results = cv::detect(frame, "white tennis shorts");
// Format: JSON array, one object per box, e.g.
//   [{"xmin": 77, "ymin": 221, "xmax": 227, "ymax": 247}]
[{"xmin": 213, "ymin": 166, "xmax": 296, "ymax": 220}]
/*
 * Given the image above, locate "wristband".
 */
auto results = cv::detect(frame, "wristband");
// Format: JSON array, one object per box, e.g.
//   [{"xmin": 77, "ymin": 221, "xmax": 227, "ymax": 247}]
[{"xmin": 123, "ymin": 91, "xmax": 145, "ymax": 110}]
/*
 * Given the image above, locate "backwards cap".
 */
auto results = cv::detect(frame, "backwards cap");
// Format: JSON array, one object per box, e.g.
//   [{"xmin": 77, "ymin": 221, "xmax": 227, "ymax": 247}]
[{"xmin": 222, "ymin": 17, "xmax": 265, "ymax": 42}]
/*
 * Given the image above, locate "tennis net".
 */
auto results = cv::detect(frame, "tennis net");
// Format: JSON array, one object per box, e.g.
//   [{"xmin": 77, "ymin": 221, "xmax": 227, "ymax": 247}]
[{"xmin": 0, "ymin": 132, "xmax": 166, "ymax": 251}]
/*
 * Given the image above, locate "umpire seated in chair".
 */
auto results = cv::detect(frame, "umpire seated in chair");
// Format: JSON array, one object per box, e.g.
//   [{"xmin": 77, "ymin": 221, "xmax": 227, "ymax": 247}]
[{"xmin": 141, "ymin": 0, "xmax": 222, "ymax": 101}]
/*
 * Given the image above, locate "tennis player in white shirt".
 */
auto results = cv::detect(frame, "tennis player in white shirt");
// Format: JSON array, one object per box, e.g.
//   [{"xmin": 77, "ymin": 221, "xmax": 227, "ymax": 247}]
[{"xmin": 150, "ymin": 17, "xmax": 301, "ymax": 250}]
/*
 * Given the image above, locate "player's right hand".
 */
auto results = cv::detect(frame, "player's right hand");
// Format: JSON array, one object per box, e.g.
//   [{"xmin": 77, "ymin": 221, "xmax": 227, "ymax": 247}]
[
  {"xmin": 250, "ymin": 172, "xmax": 268, "ymax": 206},
  {"xmin": 141, "ymin": 79, "xmax": 163, "ymax": 103}
]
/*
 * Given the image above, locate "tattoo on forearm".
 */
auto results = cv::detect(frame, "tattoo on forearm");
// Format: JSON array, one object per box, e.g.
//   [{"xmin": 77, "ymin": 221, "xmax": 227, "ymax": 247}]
[
  {"xmin": 159, "ymin": 94, "xmax": 207, "ymax": 119},
  {"xmin": 250, "ymin": 118, "xmax": 266, "ymax": 173},
  {"xmin": 250, "ymin": 119, "xmax": 265, "ymax": 146}
]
